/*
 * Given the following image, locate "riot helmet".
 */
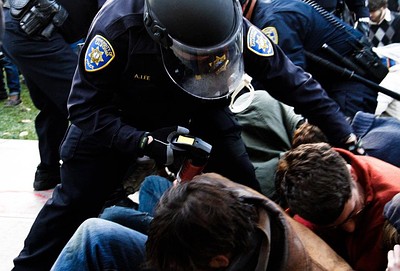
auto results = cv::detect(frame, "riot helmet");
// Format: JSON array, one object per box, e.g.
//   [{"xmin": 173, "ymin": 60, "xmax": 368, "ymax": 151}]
[{"xmin": 144, "ymin": 0, "xmax": 244, "ymax": 100}]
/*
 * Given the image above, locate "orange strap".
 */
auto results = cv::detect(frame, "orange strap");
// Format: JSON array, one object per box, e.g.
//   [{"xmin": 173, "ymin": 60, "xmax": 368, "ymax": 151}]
[{"xmin": 242, "ymin": 0, "xmax": 257, "ymax": 21}]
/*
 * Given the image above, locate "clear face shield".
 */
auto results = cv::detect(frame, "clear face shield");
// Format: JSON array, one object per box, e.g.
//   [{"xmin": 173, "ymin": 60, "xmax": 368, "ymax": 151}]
[{"xmin": 159, "ymin": 2, "xmax": 244, "ymax": 100}]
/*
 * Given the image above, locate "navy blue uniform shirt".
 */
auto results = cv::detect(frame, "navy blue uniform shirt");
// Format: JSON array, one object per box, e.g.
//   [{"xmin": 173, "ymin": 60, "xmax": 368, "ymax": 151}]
[
  {"xmin": 250, "ymin": 0, "xmax": 364, "ymax": 69},
  {"xmin": 57, "ymin": 0, "xmax": 106, "ymax": 43},
  {"xmin": 68, "ymin": 0, "xmax": 353, "ymax": 157},
  {"xmin": 314, "ymin": 0, "xmax": 369, "ymax": 19}
]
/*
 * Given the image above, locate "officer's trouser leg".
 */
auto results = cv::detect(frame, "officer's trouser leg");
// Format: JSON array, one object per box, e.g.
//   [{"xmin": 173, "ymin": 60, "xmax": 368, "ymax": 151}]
[{"xmin": 12, "ymin": 125, "xmax": 134, "ymax": 271}]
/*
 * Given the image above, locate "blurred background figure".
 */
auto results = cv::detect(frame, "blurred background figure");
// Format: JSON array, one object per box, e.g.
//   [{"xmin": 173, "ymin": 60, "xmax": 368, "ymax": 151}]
[
  {"xmin": 313, "ymin": 0, "xmax": 370, "ymax": 36},
  {"xmin": 2, "ymin": 0, "xmax": 106, "ymax": 191},
  {"xmin": 368, "ymin": 0, "xmax": 400, "ymax": 47},
  {"xmin": 0, "ymin": 50, "xmax": 22, "ymax": 106}
]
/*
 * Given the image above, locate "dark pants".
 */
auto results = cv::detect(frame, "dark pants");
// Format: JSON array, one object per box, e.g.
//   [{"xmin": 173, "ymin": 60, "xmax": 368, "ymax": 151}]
[
  {"xmin": 13, "ymin": 125, "xmax": 136, "ymax": 270},
  {"xmin": 2, "ymin": 9, "xmax": 76, "ymax": 167}
]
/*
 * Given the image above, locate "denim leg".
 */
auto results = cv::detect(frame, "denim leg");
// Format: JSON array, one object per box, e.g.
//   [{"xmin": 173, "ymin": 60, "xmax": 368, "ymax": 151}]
[
  {"xmin": 100, "ymin": 206, "xmax": 153, "ymax": 234},
  {"xmin": 0, "ymin": 65, "xmax": 6, "ymax": 94},
  {"xmin": 3, "ymin": 55, "xmax": 21, "ymax": 96},
  {"xmin": 51, "ymin": 218, "xmax": 147, "ymax": 271},
  {"xmin": 138, "ymin": 175, "xmax": 172, "ymax": 215}
]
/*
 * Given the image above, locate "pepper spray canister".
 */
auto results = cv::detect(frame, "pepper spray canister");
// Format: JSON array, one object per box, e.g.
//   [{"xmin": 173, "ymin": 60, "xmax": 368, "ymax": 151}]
[{"xmin": 171, "ymin": 135, "xmax": 212, "ymax": 183}]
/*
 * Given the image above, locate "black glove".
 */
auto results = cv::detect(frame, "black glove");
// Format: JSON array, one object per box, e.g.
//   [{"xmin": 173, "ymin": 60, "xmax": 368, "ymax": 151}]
[
  {"xmin": 341, "ymin": 133, "xmax": 366, "ymax": 155},
  {"xmin": 139, "ymin": 126, "xmax": 190, "ymax": 166},
  {"xmin": 10, "ymin": 0, "xmax": 68, "ymax": 39}
]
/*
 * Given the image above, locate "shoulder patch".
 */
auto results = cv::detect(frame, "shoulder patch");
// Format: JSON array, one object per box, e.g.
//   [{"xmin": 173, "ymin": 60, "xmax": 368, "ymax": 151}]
[
  {"xmin": 261, "ymin": 26, "xmax": 278, "ymax": 45},
  {"xmin": 247, "ymin": 26, "xmax": 274, "ymax": 57},
  {"xmin": 85, "ymin": 35, "xmax": 115, "ymax": 72}
]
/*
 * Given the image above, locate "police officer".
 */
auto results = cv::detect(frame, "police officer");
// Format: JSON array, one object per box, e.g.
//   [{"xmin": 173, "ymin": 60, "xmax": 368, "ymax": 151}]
[
  {"xmin": 241, "ymin": 0, "xmax": 386, "ymax": 118},
  {"xmin": 314, "ymin": 0, "xmax": 371, "ymax": 36},
  {"xmin": 12, "ymin": 0, "xmax": 361, "ymax": 269},
  {"xmin": 2, "ymin": 0, "xmax": 105, "ymax": 191}
]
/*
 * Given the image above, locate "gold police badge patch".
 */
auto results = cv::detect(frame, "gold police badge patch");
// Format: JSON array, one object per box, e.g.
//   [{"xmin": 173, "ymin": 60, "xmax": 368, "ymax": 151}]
[
  {"xmin": 262, "ymin": 26, "xmax": 278, "ymax": 45},
  {"xmin": 85, "ymin": 35, "xmax": 115, "ymax": 72},
  {"xmin": 247, "ymin": 26, "xmax": 274, "ymax": 57}
]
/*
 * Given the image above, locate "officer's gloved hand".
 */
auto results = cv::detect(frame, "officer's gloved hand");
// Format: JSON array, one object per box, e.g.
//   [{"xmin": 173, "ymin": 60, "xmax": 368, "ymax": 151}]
[
  {"xmin": 10, "ymin": 0, "xmax": 68, "ymax": 39},
  {"xmin": 139, "ymin": 126, "xmax": 190, "ymax": 166},
  {"xmin": 355, "ymin": 18, "xmax": 370, "ymax": 37},
  {"xmin": 341, "ymin": 133, "xmax": 366, "ymax": 155}
]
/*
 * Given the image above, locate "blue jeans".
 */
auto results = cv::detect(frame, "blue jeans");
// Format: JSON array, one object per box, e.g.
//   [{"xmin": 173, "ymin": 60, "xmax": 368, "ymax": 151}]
[
  {"xmin": 51, "ymin": 218, "xmax": 148, "ymax": 271},
  {"xmin": 0, "ymin": 55, "xmax": 21, "ymax": 96},
  {"xmin": 100, "ymin": 175, "xmax": 172, "ymax": 233},
  {"xmin": 138, "ymin": 175, "xmax": 173, "ymax": 214}
]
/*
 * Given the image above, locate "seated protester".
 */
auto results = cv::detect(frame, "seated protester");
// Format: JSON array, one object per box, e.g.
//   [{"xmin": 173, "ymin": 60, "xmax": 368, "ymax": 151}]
[
  {"xmin": 385, "ymin": 193, "xmax": 400, "ymax": 232},
  {"xmin": 234, "ymin": 90, "xmax": 399, "ymax": 201},
  {"xmin": 368, "ymin": 0, "xmax": 400, "ymax": 47},
  {"xmin": 380, "ymin": 194, "xmax": 400, "ymax": 271},
  {"xmin": 99, "ymin": 175, "xmax": 173, "ymax": 234},
  {"xmin": 291, "ymin": 113, "xmax": 400, "ymax": 167},
  {"xmin": 233, "ymin": 90, "xmax": 304, "ymax": 198},
  {"xmin": 374, "ymin": 63, "xmax": 400, "ymax": 120},
  {"xmin": 240, "ymin": 0, "xmax": 388, "ymax": 118},
  {"xmin": 276, "ymin": 142, "xmax": 400, "ymax": 271},
  {"xmin": 383, "ymin": 193, "xmax": 400, "ymax": 249},
  {"xmin": 51, "ymin": 173, "xmax": 353, "ymax": 271}
]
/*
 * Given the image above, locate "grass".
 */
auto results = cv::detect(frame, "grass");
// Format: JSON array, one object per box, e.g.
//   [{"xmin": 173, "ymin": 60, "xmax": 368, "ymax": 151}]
[{"xmin": 0, "ymin": 80, "xmax": 39, "ymax": 140}]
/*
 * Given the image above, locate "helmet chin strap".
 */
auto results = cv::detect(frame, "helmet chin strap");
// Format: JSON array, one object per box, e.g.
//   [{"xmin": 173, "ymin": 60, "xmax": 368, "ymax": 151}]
[
  {"xmin": 229, "ymin": 73, "xmax": 255, "ymax": 113},
  {"xmin": 241, "ymin": 0, "xmax": 257, "ymax": 20}
]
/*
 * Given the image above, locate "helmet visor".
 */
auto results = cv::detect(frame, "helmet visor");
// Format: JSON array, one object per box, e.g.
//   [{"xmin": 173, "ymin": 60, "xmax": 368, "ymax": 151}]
[{"xmin": 161, "ymin": 2, "xmax": 244, "ymax": 100}]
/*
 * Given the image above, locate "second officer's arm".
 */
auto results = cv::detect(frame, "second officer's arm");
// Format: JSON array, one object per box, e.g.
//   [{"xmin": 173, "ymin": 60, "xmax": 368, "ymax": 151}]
[{"xmin": 242, "ymin": 20, "xmax": 355, "ymax": 148}]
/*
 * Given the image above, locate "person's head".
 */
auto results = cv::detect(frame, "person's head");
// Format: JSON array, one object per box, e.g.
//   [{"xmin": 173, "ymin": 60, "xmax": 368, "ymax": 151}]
[
  {"xmin": 291, "ymin": 122, "xmax": 329, "ymax": 149},
  {"xmin": 369, "ymin": 0, "xmax": 388, "ymax": 23},
  {"xmin": 145, "ymin": 173, "xmax": 258, "ymax": 271},
  {"xmin": 382, "ymin": 220, "xmax": 400, "ymax": 251},
  {"xmin": 143, "ymin": 0, "xmax": 244, "ymax": 100},
  {"xmin": 276, "ymin": 143, "xmax": 365, "ymax": 232}
]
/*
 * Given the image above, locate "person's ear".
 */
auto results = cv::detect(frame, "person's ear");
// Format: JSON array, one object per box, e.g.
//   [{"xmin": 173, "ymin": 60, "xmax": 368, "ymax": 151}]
[
  {"xmin": 346, "ymin": 164, "xmax": 358, "ymax": 182},
  {"xmin": 209, "ymin": 255, "xmax": 230, "ymax": 268}
]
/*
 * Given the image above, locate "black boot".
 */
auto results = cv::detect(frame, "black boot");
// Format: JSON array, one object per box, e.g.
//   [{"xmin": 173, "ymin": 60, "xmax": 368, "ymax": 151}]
[{"xmin": 33, "ymin": 163, "xmax": 61, "ymax": 191}]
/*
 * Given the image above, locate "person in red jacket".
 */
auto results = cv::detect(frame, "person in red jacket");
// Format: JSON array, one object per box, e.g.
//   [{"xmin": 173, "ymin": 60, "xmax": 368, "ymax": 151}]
[{"xmin": 276, "ymin": 142, "xmax": 400, "ymax": 271}]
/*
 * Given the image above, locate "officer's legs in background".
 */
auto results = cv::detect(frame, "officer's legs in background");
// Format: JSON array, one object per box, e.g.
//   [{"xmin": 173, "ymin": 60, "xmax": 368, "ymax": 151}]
[
  {"xmin": 26, "ymin": 76, "xmax": 70, "ymax": 190},
  {"xmin": 2, "ymin": 55, "xmax": 21, "ymax": 98},
  {"xmin": 2, "ymin": 15, "xmax": 78, "ymax": 190},
  {"xmin": 0, "ymin": 61, "xmax": 7, "ymax": 99},
  {"xmin": 13, "ymin": 125, "xmax": 135, "ymax": 271}
]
